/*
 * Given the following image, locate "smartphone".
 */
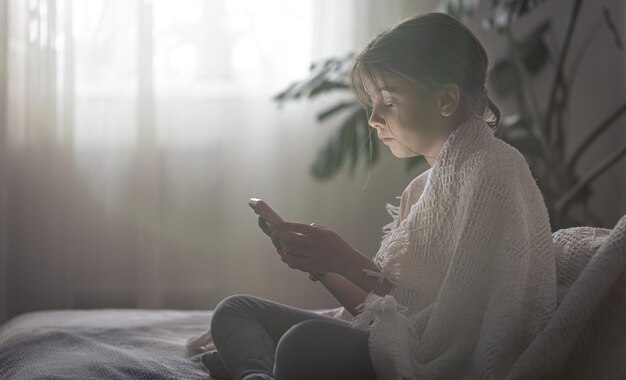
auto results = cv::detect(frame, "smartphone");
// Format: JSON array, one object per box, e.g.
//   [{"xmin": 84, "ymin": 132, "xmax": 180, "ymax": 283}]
[{"xmin": 249, "ymin": 198, "xmax": 284, "ymax": 226}]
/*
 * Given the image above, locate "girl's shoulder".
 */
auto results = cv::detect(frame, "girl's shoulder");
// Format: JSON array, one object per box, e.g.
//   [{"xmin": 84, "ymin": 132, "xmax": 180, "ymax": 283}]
[
  {"xmin": 461, "ymin": 134, "xmax": 532, "ymax": 183},
  {"xmin": 456, "ymin": 137, "xmax": 543, "ymax": 213},
  {"xmin": 405, "ymin": 168, "xmax": 431, "ymax": 195}
]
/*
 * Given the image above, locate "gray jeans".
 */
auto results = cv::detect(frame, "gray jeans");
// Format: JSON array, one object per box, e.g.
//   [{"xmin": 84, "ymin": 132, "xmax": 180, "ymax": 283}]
[{"xmin": 209, "ymin": 294, "xmax": 378, "ymax": 380}]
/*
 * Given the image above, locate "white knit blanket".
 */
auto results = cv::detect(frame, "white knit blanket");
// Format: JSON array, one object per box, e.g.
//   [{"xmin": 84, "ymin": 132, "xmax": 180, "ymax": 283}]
[
  {"xmin": 348, "ymin": 117, "xmax": 626, "ymax": 379},
  {"xmin": 186, "ymin": 116, "xmax": 626, "ymax": 379}
]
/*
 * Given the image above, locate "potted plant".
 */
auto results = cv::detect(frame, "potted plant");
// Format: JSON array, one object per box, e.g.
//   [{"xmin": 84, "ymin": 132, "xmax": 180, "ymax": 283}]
[{"xmin": 273, "ymin": 0, "xmax": 625, "ymax": 229}]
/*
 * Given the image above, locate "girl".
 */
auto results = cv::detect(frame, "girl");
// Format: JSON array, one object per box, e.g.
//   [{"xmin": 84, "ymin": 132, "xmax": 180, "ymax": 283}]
[{"xmin": 189, "ymin": 11, "xmax": 626, "ymax": 380}]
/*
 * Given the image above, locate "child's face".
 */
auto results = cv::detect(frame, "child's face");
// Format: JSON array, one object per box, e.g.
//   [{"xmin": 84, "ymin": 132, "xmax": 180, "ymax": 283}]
[{"xmin": 362, "ymin": 70, "xmax": 449, "ymax": 161}]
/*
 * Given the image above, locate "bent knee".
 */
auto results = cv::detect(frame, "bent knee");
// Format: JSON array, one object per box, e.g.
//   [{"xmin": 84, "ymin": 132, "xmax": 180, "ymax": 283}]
[
  {"xmin": 275, "ymin": 320, "xmax": 334, "ymax": 361},
  {"xmin": 279, "ymin": 319, "xmax": 326, "ymax": 345},
  {"xmin": 210, "ymin": 294, "xmax": 254, "ymax": 331},
  {"xmin": 274, "ymin": 320, "xmax": 373, "ymax": 380}
]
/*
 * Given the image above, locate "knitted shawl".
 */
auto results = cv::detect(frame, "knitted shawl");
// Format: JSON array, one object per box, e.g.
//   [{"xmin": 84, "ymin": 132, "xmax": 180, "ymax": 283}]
[
  {"xmin": 339, "ymin": 117, "xmax": 626, "ymax": 379},
  {"xmin": 184, "ymin": 116, "xmax": 626, "ymax": 379}
]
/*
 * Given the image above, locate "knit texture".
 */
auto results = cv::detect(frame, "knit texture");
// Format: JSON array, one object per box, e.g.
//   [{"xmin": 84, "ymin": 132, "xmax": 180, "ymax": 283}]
[{"xmin": 346, "ymin": 117, "xmax": 626, "ymax": 379}]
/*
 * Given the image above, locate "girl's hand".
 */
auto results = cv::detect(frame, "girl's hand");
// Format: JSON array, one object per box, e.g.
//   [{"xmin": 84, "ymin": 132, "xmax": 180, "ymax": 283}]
[
  {"xmin": 257, "ymin": 216, "xmax": 283, "ymax": 255},
  {"xmin": 269, "ymin": 221, "xmax": 355, "ymax": 275},
  {"xmin": 256, "ymin": 215, "xmax": 312, "ymax": 271}
]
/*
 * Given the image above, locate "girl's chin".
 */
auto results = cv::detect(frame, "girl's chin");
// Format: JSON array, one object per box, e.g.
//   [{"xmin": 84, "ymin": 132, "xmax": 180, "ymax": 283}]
[
  {"xmin": 384, "ymin": 141, "xmax": 420, "ymax": 158},
  {"xmin": 390, "ymin": 148, "xmax": 421, "ymax": 159},
  {"xmin": 390, "ymin": 150, "xmax": 409, "ymax": 159}
]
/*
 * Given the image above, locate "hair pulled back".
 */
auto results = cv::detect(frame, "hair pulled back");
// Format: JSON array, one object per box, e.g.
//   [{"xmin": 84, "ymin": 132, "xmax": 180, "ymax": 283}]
[{"xmin": 348, "ymin": 12, "xmax": 501, "ymax": 130}]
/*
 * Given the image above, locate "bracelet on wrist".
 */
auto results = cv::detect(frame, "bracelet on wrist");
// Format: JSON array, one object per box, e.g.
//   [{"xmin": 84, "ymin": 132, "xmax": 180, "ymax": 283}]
[{"xmin": 308, "ymin": 271, "xmax": 326, "ymax": 282}]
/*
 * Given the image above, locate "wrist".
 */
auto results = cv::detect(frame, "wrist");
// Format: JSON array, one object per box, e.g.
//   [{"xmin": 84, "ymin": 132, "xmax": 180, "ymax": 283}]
[
  {"xmin": 308, "ymin": 271, "xmax": 326, "ymax": 282},
  {"xmin": 337, "ymin": 248, "xmax": 360, "ymax": 277}
]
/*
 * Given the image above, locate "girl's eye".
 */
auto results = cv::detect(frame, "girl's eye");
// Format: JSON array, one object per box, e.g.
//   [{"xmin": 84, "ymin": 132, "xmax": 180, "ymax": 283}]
[{"xmin": 385, "ymin": 102, "xmax": 398, "ymax": 108}]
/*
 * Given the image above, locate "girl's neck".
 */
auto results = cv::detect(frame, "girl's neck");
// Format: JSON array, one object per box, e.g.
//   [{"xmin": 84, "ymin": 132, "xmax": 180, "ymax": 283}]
[{"xmin": 424, "ymin": 116, "xmax": 465, "ymax": 166}]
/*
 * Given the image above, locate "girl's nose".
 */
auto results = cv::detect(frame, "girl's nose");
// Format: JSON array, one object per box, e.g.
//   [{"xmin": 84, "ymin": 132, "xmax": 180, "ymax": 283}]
[{"xmin": 368, "ymin": 108, "xmax": 385, "ymax": 129}]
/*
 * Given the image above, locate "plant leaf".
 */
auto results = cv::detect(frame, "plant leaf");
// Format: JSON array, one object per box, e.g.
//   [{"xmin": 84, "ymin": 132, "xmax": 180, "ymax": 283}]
[
  {"xmin": 603, "ymin": 6, "xmax": 624, "ymax": 51},
  {"xmin": 317, "ymin": 102, "xmax": 359, "ymax": 123},
  {"xmin": 484, "ymin": 0, "xmax": 551, "ymax": 31}
]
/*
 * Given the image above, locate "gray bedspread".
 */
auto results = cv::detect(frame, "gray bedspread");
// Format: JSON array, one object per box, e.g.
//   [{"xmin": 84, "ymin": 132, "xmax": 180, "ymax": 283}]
[{"xmin": 0, "ymin": 309, "xmax": 216, "ymax": 379}]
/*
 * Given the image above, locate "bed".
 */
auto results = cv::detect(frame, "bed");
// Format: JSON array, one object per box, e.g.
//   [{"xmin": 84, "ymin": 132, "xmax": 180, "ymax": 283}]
[
  {"xmin": 0, "ymin": 309, "xmax": 212, "ymax": 380},
  {"xmin": 0, "ymin": 307, "xmax": 336, "ymax": 379},
  {"xmin": 0, "ymin": 309, "xmax": 214, "ymax": 379},
  {"xmin": 2, "ymin": 218, "xmax": 625, "ymax": 379}
]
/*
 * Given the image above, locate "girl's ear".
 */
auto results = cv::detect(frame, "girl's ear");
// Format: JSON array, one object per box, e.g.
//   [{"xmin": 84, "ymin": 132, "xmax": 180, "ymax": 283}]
[{"xmin": 437, "ymin": 83, "xmax": 460, "ymax": 117}]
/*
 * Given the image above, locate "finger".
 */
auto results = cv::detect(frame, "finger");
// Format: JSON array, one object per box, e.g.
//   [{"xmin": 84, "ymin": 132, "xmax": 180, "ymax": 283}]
[
  {"xmin": 271, "ymin": 228, "xmax": 314, "ymax": 245},
  {"xmin": 273, "ymin": 221, "xmax": 320, "ymax": 236},
  {"xmin": 280, "ymin": 249, "xmax": 296, "ymax": 267},
  {"xmin": 284, "ymin": 252, "xmax": 311, "ymax": 271},
  {"xmin": 279, "ymin": 247, "xmax": 305, "ymax": 258},
  {"xmin": 280, "ymin": 241, "xmax": 311, "ymax": 256},
  {"xmin": 281, "ymin": 243, "xmax": 308, "ymax": 256},
  {"xmin": 258, "ymin": 217, "xmax": 271, "ymax": 236},
  {"xmin": 280, "ymin": 249, "xmax": 291, "ymax": 266},
  {"xmin": 271, "ymin": 235, "xmax": 283, "ymax": 252}
]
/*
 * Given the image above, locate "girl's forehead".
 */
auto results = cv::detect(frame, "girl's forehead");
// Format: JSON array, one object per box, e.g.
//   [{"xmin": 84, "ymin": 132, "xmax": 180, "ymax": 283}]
[
  {"xmin": 362, "ymin": 70, "xmax": 419, "ymax": 98},
  {"xmin": 363, "ymin": 72, "xmax": 401, "ymax": 95}
]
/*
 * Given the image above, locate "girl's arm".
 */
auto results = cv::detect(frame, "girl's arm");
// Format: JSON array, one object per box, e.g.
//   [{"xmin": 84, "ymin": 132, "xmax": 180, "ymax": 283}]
[
  {"xmin": 318, "ymin": 272, "xmax": 369, "ymax": 317},
  {"xmin": 260, "ymin": 216, "xmax": 396, "ymax": 313},
  {"xmin": 329, "ymin": 168, "xmax": 430, "ymax": 301},
  {"xmin": 318, "ymin": 249, "xmax": 397, "ymax": 317},
  {"xmin": 338, "ymin": 249, "xmax": 396, "ymax": 297},
  {"xmin": 337, "ymin": 170, "xmax": 431, "ymax": 297}
]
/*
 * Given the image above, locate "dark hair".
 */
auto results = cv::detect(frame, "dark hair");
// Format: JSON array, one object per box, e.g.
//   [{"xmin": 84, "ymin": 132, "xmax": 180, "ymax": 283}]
[{"xmin": 348, "ymin": 12, "xmax": 501, "ymax": 130}]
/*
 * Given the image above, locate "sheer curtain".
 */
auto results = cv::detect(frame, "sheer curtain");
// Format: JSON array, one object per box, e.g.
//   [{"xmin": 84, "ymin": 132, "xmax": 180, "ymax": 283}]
[{"xmin": 0, "ymin": 0, "xmax": 431, "ymax": 323}]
